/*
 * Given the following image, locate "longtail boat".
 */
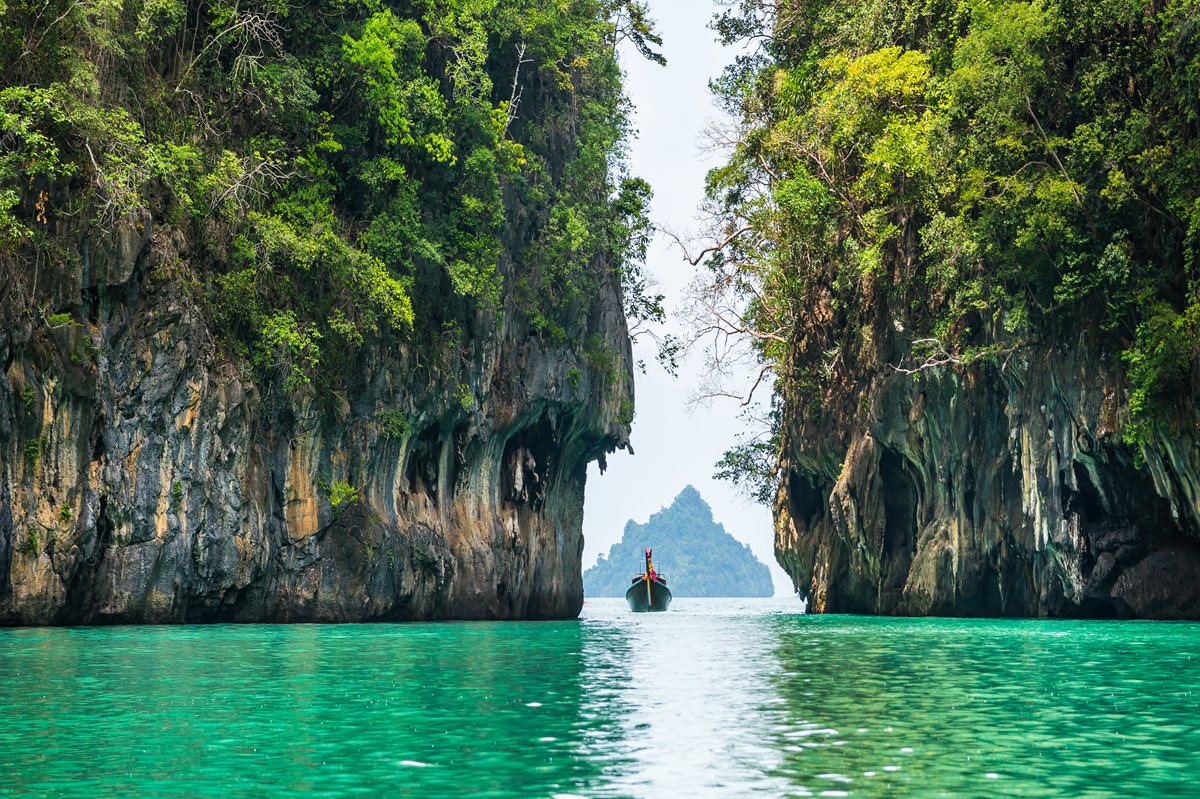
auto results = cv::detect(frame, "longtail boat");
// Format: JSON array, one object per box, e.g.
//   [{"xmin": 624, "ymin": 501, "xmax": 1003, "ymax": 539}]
[{"xmin": 625, "ymin": 547, "xmax": 672, "ymax": 612}]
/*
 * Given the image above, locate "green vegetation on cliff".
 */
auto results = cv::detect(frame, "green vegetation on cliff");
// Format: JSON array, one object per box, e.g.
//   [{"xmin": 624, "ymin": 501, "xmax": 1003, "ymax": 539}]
[
  {"xmin": 703, "ymin": 0, "xmax": 1200, "ymax": 489},
  {"xmin": 0, "ymin": 0, "xmax": 664, "ymax": 397},
  {"xmin": 584, "ymin": 486, "xmax": 774, "ymax": 597}
]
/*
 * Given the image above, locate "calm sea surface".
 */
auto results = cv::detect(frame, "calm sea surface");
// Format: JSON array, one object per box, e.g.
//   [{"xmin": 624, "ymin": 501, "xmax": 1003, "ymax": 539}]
[{"xmin": 1, "ymin": 598, "xmax": 1199, "ymax": 797}]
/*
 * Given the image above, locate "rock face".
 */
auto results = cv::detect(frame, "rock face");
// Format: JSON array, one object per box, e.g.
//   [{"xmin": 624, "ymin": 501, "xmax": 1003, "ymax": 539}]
[
  {"xmin": 586, "ymin": 485, "xmax": 774, "ymax": 597},
  {"xmin": 775, "ymin": 332, "xmax": 1200, "ymax": 619},
  {"xmin": 0, "ymin": 222, "xmax": 632, "ymax": 624}
]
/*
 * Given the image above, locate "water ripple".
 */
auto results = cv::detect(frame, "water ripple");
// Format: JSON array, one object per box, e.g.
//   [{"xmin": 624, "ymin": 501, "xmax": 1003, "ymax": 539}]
[{"xmin": 1, "ymin": 599, "xmax": 1198, "ymax": 797}]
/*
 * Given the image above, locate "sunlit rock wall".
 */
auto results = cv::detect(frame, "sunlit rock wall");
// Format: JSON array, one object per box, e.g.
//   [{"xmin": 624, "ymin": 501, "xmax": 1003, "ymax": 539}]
[
  {"xmin": 0, "ymin": 221, "xmax": 632, "ymax": 624},
  {"xmin": 775, "ymin": 332, "xmax": 1200, "ymax": 619}
]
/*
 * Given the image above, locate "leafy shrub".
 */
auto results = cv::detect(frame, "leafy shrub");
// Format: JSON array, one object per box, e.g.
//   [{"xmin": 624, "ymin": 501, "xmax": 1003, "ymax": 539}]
[
  {"xmin": 377, "ymin": 409, "xmax": 412, "ymax": 439},
  {"xmin": 1123, "ymin": 304, "xmax": 1200, "ymax": 454},
  {"xmin": 20, "ymin": 527, "xmax": 39, "ymax": 558},
  {"xmin": 24, "ymin": 433, "xmax": 47, "ymax": 464},
  {"xmin": 453, "ymin": 383, "xmax": 474, "ymax": 411},
  {"xmin": 328, "ymin": 480, "xmax": 359, "ymax": 511},
  {"xmin": 583, "ymin": 337, "xmax": 616, "ymax": 381},
  {"xmin": 255, "ymin": 311, "xmax": 322, "ymax": 392},
  {"xmin": 617, "ymin": 398, "xmax": 634, "ymax": 427}
]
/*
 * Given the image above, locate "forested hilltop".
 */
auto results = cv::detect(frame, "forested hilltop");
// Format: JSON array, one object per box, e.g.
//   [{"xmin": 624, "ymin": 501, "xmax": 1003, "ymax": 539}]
[
  {"xmin": 0, "ymin": 0, "xmax": 662, "ymax": 623},
  {"xmin": 584, "ymin": 486, "xmax": 774, "ymax": 597},
  {"xmin": 704, "ymin": 0, "xmax": 1200, "ymax": 618}
]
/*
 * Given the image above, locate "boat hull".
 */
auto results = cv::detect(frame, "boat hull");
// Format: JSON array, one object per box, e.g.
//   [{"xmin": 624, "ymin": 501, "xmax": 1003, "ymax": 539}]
[{"xmin": 625, "ymin": 579, "xmax": 672, "ymax": 612}]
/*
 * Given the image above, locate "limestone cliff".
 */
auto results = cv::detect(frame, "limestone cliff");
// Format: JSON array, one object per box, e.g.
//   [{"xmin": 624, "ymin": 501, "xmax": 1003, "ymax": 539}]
[
  {"xmin": 699, "ymin": 0, "xmax": 1200, "ymax": 620},
  {"xmin": 0, "ymin": 0, "xmax": 652, "ymax": 624},
  {"xmin": 775, "ymin": 329, "xmax": 1200, "ymax": 619},
  {"xmin": 0, "ymin": 217, "xmax": 631, "ymax": 624}
]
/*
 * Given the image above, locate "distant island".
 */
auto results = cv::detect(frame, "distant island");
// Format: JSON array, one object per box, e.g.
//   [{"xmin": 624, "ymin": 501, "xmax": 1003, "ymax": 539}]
[{"xmin": 584, "ymin": 486, "xmax": 774, "ymax": 597}]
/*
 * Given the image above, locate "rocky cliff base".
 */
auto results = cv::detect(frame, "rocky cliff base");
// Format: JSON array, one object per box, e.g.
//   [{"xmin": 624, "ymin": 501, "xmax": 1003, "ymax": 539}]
[
  {"xmin": 0, "ymin": 225, "xmax": 632, "ymax": 624},
  {"xmin": 776, "ymin": 338, "xmax": 1200, "ymax": 619}
]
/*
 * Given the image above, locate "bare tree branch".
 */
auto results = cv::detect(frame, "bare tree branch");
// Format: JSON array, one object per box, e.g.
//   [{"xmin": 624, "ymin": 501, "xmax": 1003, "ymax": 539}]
[
  {"xmin": 500, "ymin": 43, "xmax": 532, "ymax": 142},
  {"xmin": 889, "ymin": 338, "xmax": 961, "ymax": 374},
  {"xmin": 666, "ymin": 224, "xmax": 754, "ymax": 266}
]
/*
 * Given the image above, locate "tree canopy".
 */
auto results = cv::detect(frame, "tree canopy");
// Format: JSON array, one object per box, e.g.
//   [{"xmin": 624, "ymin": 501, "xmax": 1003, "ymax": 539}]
[
  {"xmin": 701, "ymin": 0, "xmax": 1200, "ymax": 487},
  {"xmin": 1, "ymin": 0, "xmax": 666, "ymax": 400}
]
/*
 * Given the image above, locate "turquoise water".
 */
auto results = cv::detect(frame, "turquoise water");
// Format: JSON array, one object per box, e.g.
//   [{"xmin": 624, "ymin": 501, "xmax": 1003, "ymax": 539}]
[{"xmin": 1, "ymin": 599, "xmax": 1199, "ymax": 797}]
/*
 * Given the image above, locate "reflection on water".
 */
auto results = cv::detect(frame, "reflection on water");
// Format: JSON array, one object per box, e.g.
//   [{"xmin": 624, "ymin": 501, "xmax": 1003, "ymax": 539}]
[
  {"xmin": 765, "ymin": 615, "xmax": 1200, "ymax": 798},
  {"xmin": 1, "ymin": 600, "xmax": 1198, "ymax": 797},
  {"xmin": 590, "ymin": 600, "xmax": 792, "ymax": 796}
]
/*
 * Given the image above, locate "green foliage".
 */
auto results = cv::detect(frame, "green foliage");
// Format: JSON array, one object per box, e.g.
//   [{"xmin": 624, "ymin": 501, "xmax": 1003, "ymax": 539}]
[
  {"xmin": 255, "ymin": 311, "xmax": 322, "ymax": 392},
  {"xmin": 377, "ymin": 409, "xmax": 412, "ymax": 439},
  {"xmin": 0, "ymin": 0, "xmax": 662, "ymax": 400},
  {"xmin": 612, "ymin": 1, "xmax": 666, "ymax": 66},
  {"xmin": 715, "ymin": 438, "xmax": 777, "ymax": 506},
  {"xmin": 566, "ymin": 368, "xmax": 582, "ymax": 390},
  {"xmin": 707, "ymin": 0, "xmax": 1200, "ymax": 453},
  {"xmin": 327, "ymin": 480, "xmax": 359, "ymax": 512},
  {"xmin": 69, "ymin": 336, "xmax": 96, "ymax": 366},
  {"xmin": 1123, "ymin": 303, "xmax": 1200, "ymax": 454},
  {"xmin": 0, "ymin": 86, "xmax": 74, "ymax": 245},
  {"xmin": 453, "ymin": 383, "xmax": 474, "ymax": 411},
  {"xmin": 45, "ymin": 313, "xmax": 74, "ymax": 328},
  {"xmin": 21, "ymin": 385, "xmax": 33, "ymax": 407},
  {"xmin": 715, "ymin": 398, "xmax": 782, "ymax": 505},
  {"xmin": 171, "ymin": 480, "xmax": 184, "ymax": 505},
  {"xmin": 583, "ymin": 485, "xmax": 774, "ymax": 597},
  {"xmin": 583, "ymin": 337, "xmax": 616, "ymax": 380},
  {"xmin": 23, "ymin": 433, "xmax": 47, "ymax": 464},
  {"xmin": 59, "ymin": 501, "xmax": 72, "ymax": 523},
  {"xmin": 617, "ymin": 397, "xmax": 634, "ymax": 428},
  {"xmin": 342, "ymin": 11, "xmax": 450, "ymax": 154},
  {"xmin": 21, "ymin": 526, "xmax": 39, "ymax": 558},
  {"xmin": 136, "ymin": 0, "xmax": 186, "ymax": 45},
  {"xmin": 612, "ymin": 176, "xmax": 669, "ymax": 365}
]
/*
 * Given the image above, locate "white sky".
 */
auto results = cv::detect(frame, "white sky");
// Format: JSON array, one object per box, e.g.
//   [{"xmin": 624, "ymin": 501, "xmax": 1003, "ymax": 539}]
[{"xmin": 581, "ymin": 0, "xmax": 795, "ymax": 596}]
